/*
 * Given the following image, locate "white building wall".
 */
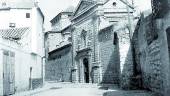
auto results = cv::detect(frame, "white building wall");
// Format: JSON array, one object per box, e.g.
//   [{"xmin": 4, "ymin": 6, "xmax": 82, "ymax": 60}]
[
  {"xmin": 0, "ymin": 8, "xmax": 44, "ymax": 55},
  {"xmin": 31, "ymin": 8, "xmax": 38, "ymax": 54},
  {"xmin": 10, "ymin": 9, "xmax": 32, "ymax": 28},
  {"xmin": 0, "ymin": 7, "xmax": 44, "ymax": 94},
  {"xmin": 0, "ymin": 40, "xmax": 31, "ymax": 93},
  {"xmin": 0, "ymin": 9, "xmax": 32, "ymax": 29},
  {"xmin": 31, "ymin": 7, "xmax": 44, "ymax": 78},
  {"xmin": 31, "ymin": 7, "xmax": 44, "ymax": 56},
  {"xmin": 0, "ymin": 10, "xmax": 10, "ymax": 29}
]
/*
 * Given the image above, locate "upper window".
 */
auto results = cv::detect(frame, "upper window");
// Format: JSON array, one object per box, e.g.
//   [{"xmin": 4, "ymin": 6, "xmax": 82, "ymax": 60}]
[
  {"xmin": 2, "ymin": 2, "xmax": 6, "ymax": 6},
  {"xmin": 9, "ymin": 23, "xmax": 16, "ymax": 28},
  {"xmin": 112, "ymin": 2, "xmax": 117, "ymax": 6},
  {"xmin": 26, "ymin": 13, "xmax": 30, "ymax": 18},
  {"xmin": 81, "ymin": 30, "xmax": 87, "ymax": 47}
]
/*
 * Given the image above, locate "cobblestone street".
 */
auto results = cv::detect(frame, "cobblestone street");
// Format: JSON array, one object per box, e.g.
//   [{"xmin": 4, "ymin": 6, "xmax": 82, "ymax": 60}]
[{"xmin": 12, "ymin": 82, "xmax": 155, "ymax": 96}]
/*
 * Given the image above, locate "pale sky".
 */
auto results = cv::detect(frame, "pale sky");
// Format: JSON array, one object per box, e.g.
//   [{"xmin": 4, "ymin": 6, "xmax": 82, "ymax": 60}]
[
  {"xmin": 39, "ymin": 0, "xmax": 79, "ymax": 31},
  {"xmin": 39, "ymin": 0, "xmax": 151, "ymax": 31}
]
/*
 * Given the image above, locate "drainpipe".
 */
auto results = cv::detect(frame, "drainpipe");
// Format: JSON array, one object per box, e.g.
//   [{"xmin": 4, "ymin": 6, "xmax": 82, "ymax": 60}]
[{"xmin": 30, "ymin": 67, "xmax": 32, "ymax": 90}]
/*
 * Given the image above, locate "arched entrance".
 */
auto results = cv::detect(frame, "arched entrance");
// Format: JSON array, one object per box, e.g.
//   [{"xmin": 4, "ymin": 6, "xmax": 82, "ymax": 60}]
[{"xmin": 83, "ymin": 58, "xmax": 89, "ymax": 83}]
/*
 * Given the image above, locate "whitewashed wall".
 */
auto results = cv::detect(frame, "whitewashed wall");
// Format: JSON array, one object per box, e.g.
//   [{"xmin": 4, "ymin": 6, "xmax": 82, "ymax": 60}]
[
  {"xmin": 0, "ymin": 7, "xmax": 44, "ymax": 94},
  {"xmin": 0, "ymin": 9, "xmax": 32, "ymax": 29},
  {"xmin": 31, "ymin": 7, "xmax": 44, "ymax": 56}
]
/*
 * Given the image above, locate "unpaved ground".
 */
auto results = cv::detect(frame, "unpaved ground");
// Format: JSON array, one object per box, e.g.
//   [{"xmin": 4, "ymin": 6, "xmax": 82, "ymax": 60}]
[{"xmin": 12, "ymin": 82, "xmax": 155, "ymax": 96}]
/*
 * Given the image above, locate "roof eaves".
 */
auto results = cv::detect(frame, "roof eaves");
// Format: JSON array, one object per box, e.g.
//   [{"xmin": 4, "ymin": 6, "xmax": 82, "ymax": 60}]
[
  {"xmin": 60, "ymin": 24, "xmax": 71, "ymax": 33},
  {"xmin": 99, "ymin": 24, "xmax": 114, "ymax": 32},
  {"xmin": 48, "ymin": 43, "xmax": 72, "ymax": 54},
  {"xmin": 50, "ymin": 13, "xmax": 62, "ymax": 23},
  {"xmin": 0, "ymin": 7, "xmax": 10, "ymax": 10},
  {"xmin": 37, "ymin": 7, "xmax": 45, "ymax": 23},
  {"xmin": 72, "ymin": 0, "xmax": 96, "ymax": 16},
  {"xmin": 71, "ymin": 4, "xmax": 97, "ymax": 21}
]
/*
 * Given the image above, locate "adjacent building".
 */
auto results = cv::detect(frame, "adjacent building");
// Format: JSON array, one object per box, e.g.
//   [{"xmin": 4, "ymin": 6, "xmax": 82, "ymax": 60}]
[
  {"xmin": 0, "ymin": 0, "xmax": 45, "ymax": 95},
  {"xmin": 45, "ymin": 7, "xmax": 74, "ymax": 82}
]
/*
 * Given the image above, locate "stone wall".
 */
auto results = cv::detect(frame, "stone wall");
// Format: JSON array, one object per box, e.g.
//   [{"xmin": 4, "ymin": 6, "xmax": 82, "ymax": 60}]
[
  {"xmin": 98, "ymin": 26, "xmax": 120, "ymax": 84},
  {"xmin": 72, "ymin": 17, "xmax": 120, "ymax": 84},
  {"xmin": 112, "ymin": 22, "xmax": 133, "ymax": 89},
  {"xmin": 121, "ymin": 13, "xmax": 167, "ymax": 95},
  {"xmin": 134, "ymin": 15, "xmax": 164, "ymax": 94},
  {"xmin": 45, "ymin": 45, "xmax": 72, "ymax": 82}
]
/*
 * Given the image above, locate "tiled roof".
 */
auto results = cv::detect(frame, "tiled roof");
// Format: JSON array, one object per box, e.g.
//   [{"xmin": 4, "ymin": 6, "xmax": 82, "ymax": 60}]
[{"xmin": 0, "ymin": 27, "xmax": 30, "ymax": 40}]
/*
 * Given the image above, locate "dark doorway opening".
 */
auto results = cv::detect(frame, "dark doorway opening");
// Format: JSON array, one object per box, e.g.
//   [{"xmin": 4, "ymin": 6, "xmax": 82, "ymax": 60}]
[
  {"xmin": 83, "ymin": 58, "xmax": 89, "ymax": 83},
  {"xmin": 166, "ymin": 27, "xmax": 170, "ymax": 59},
  {"xmin": 113, "ymin": 32, "xmax": 118, "ymax": 45}
]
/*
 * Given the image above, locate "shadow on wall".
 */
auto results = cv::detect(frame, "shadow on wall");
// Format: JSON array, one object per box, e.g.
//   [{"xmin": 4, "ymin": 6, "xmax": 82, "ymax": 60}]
[
  {"xmin": 120, "ymin": 35, "xmax": 143, "ymax": 90},
  {"xmin": 101, "ymin": 44, "xmax": 120, "ymax": 84},
  {"xmin": 120, "ymin": 45, "xmax": 134, "ymax": 89}
]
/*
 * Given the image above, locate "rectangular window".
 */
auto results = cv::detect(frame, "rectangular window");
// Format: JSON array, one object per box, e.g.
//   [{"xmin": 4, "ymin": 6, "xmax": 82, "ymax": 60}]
[
  {"xmin": 9, "ymin": 23, "xmax": 16, "ymax": 28},
  {"xmin": 26, "ymin": 13, "xmax": 30, "ymax": 18}
]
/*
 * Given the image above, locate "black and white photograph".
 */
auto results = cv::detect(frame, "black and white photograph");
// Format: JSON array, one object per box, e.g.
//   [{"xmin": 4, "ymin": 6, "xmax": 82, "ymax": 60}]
[{"xmin": 0, "ymin": 0, "xmax": 170, "ymax": 96}]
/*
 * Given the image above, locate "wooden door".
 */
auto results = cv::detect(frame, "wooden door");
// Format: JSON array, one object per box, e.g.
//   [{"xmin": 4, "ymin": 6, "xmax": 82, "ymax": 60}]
[
  {"xmin": 9, "ymin": 52, "xmax": 15, "ymax": 94},
  {"xmin": 3, "ymin": 50, "xmax": 15, "ymax": 95}
]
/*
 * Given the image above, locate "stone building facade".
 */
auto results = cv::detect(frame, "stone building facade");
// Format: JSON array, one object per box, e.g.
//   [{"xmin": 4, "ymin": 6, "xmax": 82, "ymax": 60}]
[
  {"xmin": 71, "ymin": 0, "xmax": 133, "ymax": 84},
  {"xmin": 45, "ymin": 0, "xmax": 134, "ymax": 84},
  {"xmin": 98, "ymin": 25, "xmax": 120, "ymax": 84},
  {"xmin": 45, "ymin": 8, "xmax": 73, "ymax": 82},
  {"xmin": 121, "ymin": 0, "xmax": 170, "ymax": 96}
]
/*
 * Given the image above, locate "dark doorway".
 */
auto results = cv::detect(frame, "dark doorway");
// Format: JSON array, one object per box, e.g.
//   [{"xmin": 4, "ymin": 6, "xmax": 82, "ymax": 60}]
[
  {"xmin": 113, "ymin": 32, "xmax": 118, "ymax": 45},
  {"xmin": 83, "ymin": 58, "xmax": 89, "ymax": 83},
  {"xmin": 166, "ymin": 27, "xmax": 170, "ymax": 59}
]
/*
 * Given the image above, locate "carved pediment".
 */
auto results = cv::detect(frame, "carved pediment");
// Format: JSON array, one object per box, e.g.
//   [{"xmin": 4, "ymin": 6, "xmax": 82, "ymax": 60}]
[{"xmin": 73, "ymin": 0, "xmax": 95, "ymax": 16}]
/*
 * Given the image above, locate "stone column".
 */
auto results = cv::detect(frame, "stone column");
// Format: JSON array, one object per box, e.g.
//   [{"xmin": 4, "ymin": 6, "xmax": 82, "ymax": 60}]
[
  {"xmin": 89, "ymin": 54, "xmax": 92, "ymax": 83},
  {"xmin": 92, "ymin": 62, "xmax": 100, "ymax": 83},
  {"xmin": 71, "ymin": 66, "xmax": 78, "ymax": 83},
  {"xmin": 79, "ymin": 59, "xmax": 84, "ymax": 83}
]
